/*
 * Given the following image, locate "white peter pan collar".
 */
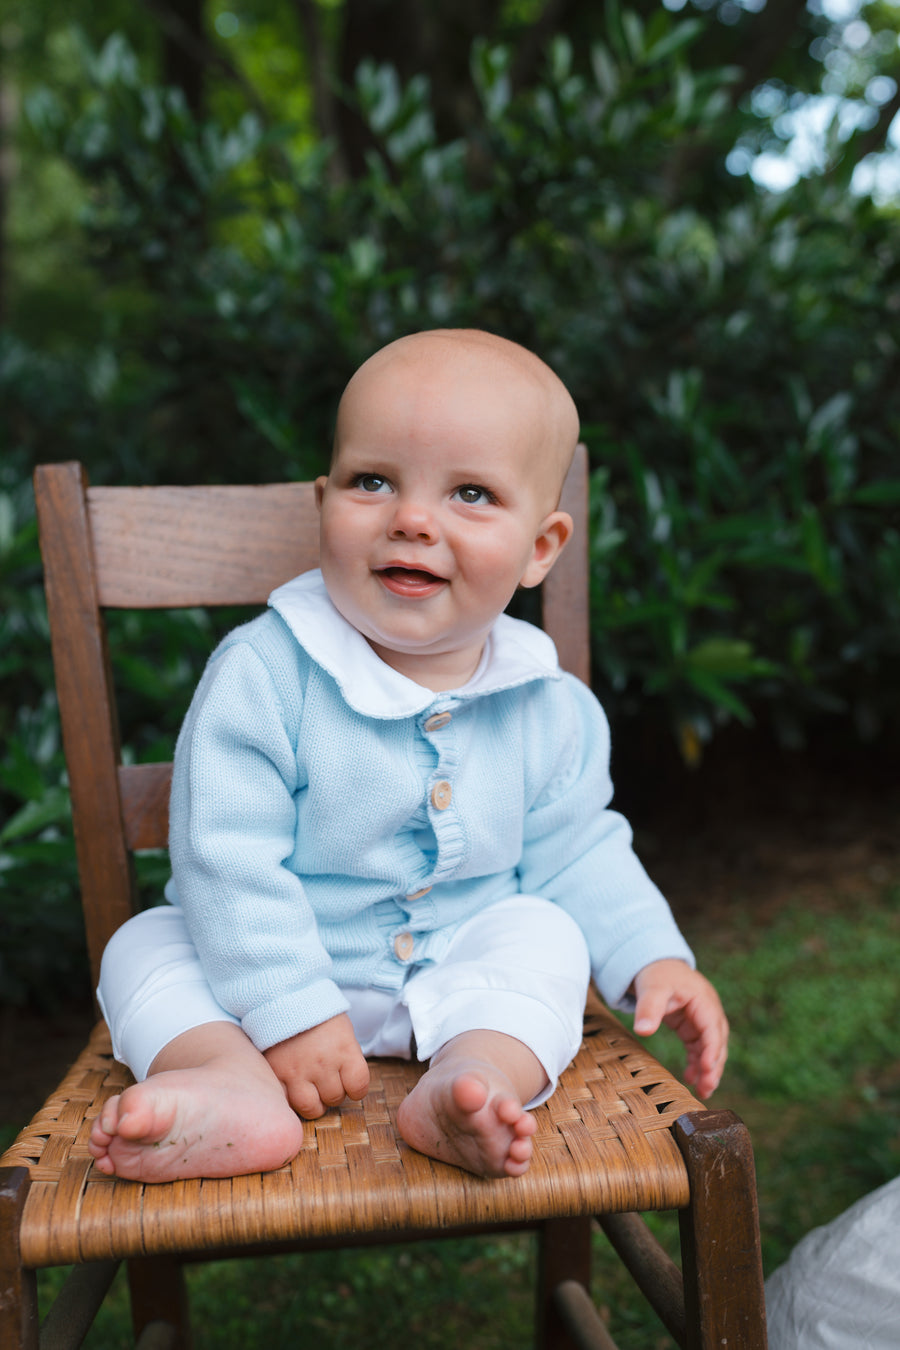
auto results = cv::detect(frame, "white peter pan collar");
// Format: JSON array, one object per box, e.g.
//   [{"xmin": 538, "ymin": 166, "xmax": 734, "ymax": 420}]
[{"xmin": 268, "ymin": 569, "xmax": 561, "ymax": 719}]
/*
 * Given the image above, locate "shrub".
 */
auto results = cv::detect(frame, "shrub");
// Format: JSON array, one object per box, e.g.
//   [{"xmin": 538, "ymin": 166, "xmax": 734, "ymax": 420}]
[
  {"xmin": 2, "ymin": 13, "xmax": 899, "ymax": 1002},
  {"xmin": 11, "ymin": 20, "xmax": 897, "ymax": 746}
]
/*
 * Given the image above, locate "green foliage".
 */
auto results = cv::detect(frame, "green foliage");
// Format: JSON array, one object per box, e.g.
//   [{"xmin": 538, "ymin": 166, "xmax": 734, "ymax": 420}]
[
  {"xmin": 8, "ymin": 16, "xmax": 897, "ymax": 741},
  {"xmin": 0, "ymin": 460, "xmax": 85, "ymax": 1006},
  {"xmin": 646, "ymin": 883, "xmax": 900, "ymax": 1275},
  {"xmin": 0, "ymin": 709, "xmax": 83, "ymax": 1011},
  {"xmin": 2, "ymin": 10, "xmax": 900, "ymax": 1004},
  {"xmin": 654, "ymin": 886, "xmax": 900, "ymax": 1106},
  {"xmin": 587, "ymin": 363, "xmax": 900, "ymax": 755}
]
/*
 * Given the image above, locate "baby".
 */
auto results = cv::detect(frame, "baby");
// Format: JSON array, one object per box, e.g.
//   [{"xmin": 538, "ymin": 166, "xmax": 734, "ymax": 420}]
[{"xmin": 89, "ymin": 329, "xmax": 728, "ymax": 1184}]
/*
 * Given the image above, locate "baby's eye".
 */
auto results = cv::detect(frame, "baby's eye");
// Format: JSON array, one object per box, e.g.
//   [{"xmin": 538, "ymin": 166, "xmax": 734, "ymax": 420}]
[
  {"xmin": 354, "ymin": 474, "xmax": 391, "ymax": 494},
  {"xmin": 454, "ymin": 484, "xmax": 494, "ymax": 506}
]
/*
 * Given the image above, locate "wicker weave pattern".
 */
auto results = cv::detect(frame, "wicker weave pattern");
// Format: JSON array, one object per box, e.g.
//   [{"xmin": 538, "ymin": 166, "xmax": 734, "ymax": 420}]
[{"xmin": 2, "ymin": 999, "xmax": 702, "ymax": 1268}]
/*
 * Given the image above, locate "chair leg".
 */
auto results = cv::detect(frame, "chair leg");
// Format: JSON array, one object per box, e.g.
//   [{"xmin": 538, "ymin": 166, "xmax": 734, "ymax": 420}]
[
  {"xmin": 536, "ymin": 1216, "xmax": 594, "ymax": 1350},
  {"xmin": 128, "ymin": 1256, "xmax": 191, "ymax": 1349},
  {"xmin": 0, "ymin": 1167, "xmax": 39, "ymax": 1350},
  {"xmin": 676, "ymin": 1110, "xmax": 768, "ymax": 1350}
]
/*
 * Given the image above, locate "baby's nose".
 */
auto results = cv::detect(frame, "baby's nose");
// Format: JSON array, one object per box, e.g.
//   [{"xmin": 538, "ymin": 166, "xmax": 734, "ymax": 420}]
[{"xmin": 387, "ymin": 499, "xmax": 438, "ymax": 542}]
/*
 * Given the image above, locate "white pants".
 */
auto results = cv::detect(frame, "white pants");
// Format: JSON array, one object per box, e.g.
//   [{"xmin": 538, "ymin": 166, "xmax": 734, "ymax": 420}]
[{"xmin": 98, "ymin": 895, "xmax": 591, "ymax": 1107}]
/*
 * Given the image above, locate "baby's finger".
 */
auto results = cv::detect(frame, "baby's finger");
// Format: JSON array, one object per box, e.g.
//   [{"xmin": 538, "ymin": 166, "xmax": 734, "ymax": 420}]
[
  {"xmin": 287, "ymin": 1080, "xmax": 327, "ymax": 1118},
  {"xmin": 341, "ymin": 1055, "xmax": 371, "ymax": 1101},
  {"xmin": 315, "ymin": 1066, "xmax": 352, "ymax": 1109},
  {"xmin": 687, "ymin": 1034, "xmax": 728, "ymax": 1098},
  {"xmin": 632, "ymin": 986, "xmax": 670, "ymax": 1037}
]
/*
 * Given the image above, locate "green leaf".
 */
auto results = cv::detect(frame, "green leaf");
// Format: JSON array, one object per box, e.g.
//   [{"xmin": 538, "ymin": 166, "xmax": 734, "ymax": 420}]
[
  {"xmin": 0, "ymin": 494, "xmax": 15, "ymax": 553},
  {"xmin": 673, "ymin": 66, "xmax": 696, "ymax": 122},
  {"xmin": 799, "ymin": 504, "xmax": 840, "ymax": 594},
  {"xmin": 809, "ymin": 391, "xmax": 852, "ymax": 439},
  {"xmin": 687, "ymin": 637, "xmax": 761, "ymax": 678},
  {"xmin": 0, "ymin": 787, "xmax": 71, "ymax": 844},
  {"xmin": 472, "ymin": 41, "xmax": 511, "ymax": 119},
  {"xmin": 683, "ymin": 668, "xmax": 754, "ymax": 723},
  {"xmin": 590, "ymin": 43, "xmax": 619, "ymax": 98},
  {"xmin": 621, "ymin": 10, "xmax": 645, "ymax": 63},
  {"xmin": 549, "ymin": 36, "xmax": 573, "ymax": 85},
  {"xmin": 644, "ymin": 18, "xmax": 704, "ymax": 66},
  {"xmin": 851, "ymin": 481, "xmax": 900, "ymax": 505}
]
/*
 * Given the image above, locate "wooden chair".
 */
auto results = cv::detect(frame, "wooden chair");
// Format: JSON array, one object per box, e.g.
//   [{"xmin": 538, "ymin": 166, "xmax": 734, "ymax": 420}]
[{"xmin": 0, "ymin": 451, "xmax": 768, "ymax": 1350}]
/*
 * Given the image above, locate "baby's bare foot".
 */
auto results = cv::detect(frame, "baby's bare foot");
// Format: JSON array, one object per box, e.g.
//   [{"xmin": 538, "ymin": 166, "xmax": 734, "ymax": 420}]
[
  {"xmin": 397, "ymin": 1060, "xmax": 538, "ymax": 1178},
  {"xmin": 88, "ymin": 1066, "xmax": 304, "ymax": 1183}
]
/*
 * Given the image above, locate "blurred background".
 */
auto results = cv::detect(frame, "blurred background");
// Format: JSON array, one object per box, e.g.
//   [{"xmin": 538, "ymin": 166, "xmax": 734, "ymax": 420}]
[{"xmin": 2, "ymin": 3, "xmax": 900, "ymax": 1344}]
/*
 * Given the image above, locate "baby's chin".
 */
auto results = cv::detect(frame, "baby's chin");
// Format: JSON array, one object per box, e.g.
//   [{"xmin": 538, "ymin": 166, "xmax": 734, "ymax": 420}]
[{"xmin": 363, "ymin": 636, "xmax": 489, "ymax": 693}]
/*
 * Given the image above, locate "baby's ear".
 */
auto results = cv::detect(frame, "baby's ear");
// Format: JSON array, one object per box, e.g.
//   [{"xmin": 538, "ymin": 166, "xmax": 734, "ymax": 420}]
[{"xmin": 519, "ymin": 511, "xmax": 573, "ymax": 589}]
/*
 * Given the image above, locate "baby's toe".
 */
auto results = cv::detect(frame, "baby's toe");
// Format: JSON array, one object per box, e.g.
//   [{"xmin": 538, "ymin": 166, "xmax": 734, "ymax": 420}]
[{"xmin": 508, "ymin": 1134, "xmax": 533, "ymax": 1164}]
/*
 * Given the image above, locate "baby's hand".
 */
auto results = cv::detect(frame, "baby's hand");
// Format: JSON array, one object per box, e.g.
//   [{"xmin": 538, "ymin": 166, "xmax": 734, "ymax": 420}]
[
  {"xmin": 631, "ymin": 959, "xmax": 729, "ymax": 1100},
  {"xmin": 264, "ymin": 1013, "xmax": 370, "ymax": 1118}
]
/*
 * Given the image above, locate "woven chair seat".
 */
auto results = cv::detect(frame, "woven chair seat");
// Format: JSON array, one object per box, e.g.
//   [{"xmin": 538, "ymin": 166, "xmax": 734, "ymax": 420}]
[{"xmin": 2, "ymin": 993, "xmax": 700, "ymax": 1269}]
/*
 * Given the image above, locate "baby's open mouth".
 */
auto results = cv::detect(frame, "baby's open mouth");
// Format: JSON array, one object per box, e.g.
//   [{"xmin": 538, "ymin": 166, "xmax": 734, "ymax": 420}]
[
  {"xmin": 377, "ymin": 566, "xmax": 447, "ymax": 594},
  {"xmin": 380, "ymin": 567, "xmax": 444, "ymax": 584}
]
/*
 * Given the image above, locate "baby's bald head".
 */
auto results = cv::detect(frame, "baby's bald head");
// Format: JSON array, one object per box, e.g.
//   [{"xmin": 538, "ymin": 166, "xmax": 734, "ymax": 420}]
[{"xmin": 334, "ymin": 329, "xmax": 579, "ymax": 510}]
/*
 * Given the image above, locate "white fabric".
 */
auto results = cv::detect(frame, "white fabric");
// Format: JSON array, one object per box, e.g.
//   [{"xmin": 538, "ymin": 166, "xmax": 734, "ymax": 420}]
[
  {"xmin": 268, "ymin": 569, "xmax": 560, "ymax": 719},
  {"xmin": 98, "ymin": 895, "xmax": 590, "ymax": 1106},
  {"xmin": 765, "ymin": 1176, "xmax": 900, "ymax": 1350}
]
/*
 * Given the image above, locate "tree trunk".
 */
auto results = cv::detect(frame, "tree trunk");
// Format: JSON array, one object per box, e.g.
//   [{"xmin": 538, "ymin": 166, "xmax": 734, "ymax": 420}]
[
  {"xmin": 0, "ymin": 44, "xmax": 10, "ymax": 328},
  {"xmin": 162, "ymin": 0, "xmax": 206, "ymax": 116}
]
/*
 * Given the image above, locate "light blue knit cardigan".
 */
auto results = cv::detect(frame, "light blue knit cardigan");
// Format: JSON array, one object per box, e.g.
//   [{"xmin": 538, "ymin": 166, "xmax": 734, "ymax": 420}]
[{"xmin": 165, "ymin": 570, "xmax": 694, "ymax": 1051}]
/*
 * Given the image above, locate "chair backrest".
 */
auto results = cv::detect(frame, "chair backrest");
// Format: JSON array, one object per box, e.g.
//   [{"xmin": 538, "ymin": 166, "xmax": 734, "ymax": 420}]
[{"xmin": 34, "ymin": 446, "xmax": 590, "ymax": 990}]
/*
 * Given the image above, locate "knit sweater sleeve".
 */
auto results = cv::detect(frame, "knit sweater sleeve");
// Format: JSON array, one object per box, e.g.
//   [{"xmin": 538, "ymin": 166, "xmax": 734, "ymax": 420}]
[
  {"xmin": 517, "ymin": 675, "xmax": 694, "ymax": 1009},
  {"xmin": 167, "ymin": 626, "xmax": 349, "ymax": 1050}
]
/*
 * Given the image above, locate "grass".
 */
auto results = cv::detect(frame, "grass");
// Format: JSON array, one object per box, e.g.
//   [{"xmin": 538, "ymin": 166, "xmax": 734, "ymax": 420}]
[
  {"xmin": 657, "ymin": 880, "xmax": 900, "ymax": 1275},
  {"xmin": 20, "ymin": 876, "xmax": 900, "ymax": 1349}
]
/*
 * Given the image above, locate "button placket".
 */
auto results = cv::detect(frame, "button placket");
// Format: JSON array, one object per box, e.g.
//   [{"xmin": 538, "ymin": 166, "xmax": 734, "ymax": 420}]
[{"xmin": 419, "ymin": 701, "xmax": 462, "ymax": 875}]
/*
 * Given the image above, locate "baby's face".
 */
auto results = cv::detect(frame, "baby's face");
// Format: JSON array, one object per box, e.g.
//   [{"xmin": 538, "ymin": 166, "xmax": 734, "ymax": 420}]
[{"xmin": 315, "ymin": 339, "xmax": 573, "ymax": 690}]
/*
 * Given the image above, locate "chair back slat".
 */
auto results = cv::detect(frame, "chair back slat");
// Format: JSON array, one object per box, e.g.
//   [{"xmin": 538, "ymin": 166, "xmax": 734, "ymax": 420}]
[
  {"xmin": 89, "ymin": 482, "xmax": 321, "ymax": 608},
  {"xmin": 34, "ymin": 462, "xmax": 138, "ymax": 984},
  {"xmin": 35, "ymin": 448, "xmax": 591, "ymax": 990},
  {"xmin": 119, "ymin": 763, "xmax": 173, "ymax": 851}
]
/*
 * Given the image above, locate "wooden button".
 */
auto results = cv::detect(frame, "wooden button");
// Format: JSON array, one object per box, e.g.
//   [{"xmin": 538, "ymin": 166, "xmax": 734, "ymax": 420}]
[
  {"xmin": 405, "ymin": 886, "xmax": 433, "ymax": 901},
  {"xmin": 393, "ymin": 932, "xmax": 415, "ymax": 961},
  {"xmin": 430, "ymin": 781, "xmax": 452, "ymax": 811},
  {"xmin": 424, "ymin": 712, "xmax": 452, "ymax": 732}
]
